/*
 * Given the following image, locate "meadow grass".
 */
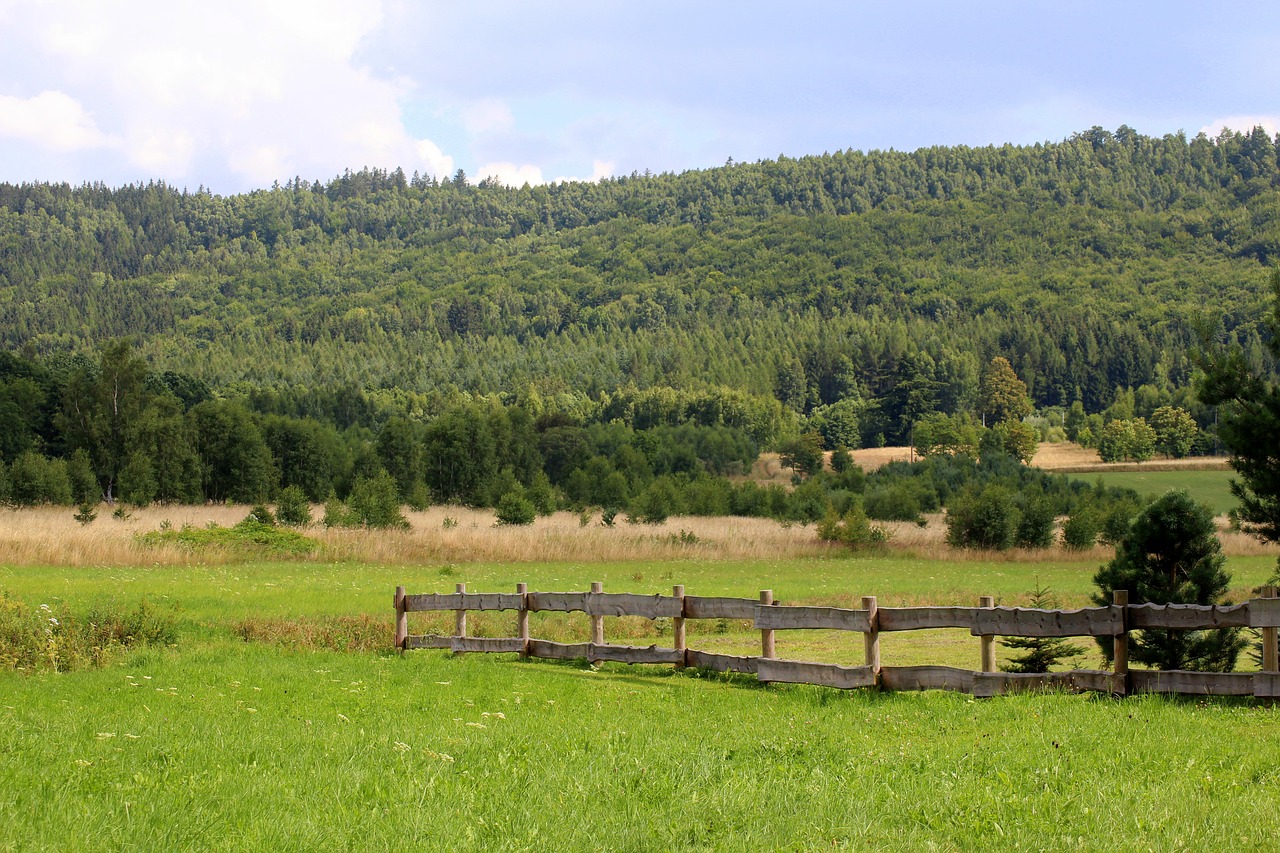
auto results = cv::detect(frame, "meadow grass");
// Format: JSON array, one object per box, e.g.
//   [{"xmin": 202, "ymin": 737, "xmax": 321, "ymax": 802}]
[
  {"xmin": 4, "ymin": 506, "xmax": 1280, "ymax": 850},
  {"xmin": 1069, "ymin": 468, "xmax": 1239, "ymax": 515},
  {"xmin": 4, "ymin": 644, "xmax": 1280, "ymax": 851}
]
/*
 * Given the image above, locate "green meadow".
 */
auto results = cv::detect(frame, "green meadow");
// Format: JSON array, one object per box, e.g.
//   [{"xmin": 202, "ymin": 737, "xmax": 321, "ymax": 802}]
[
  {"xmin": 1070, "ymin": 469, "xmax": 1238, "ymax": 515},
  {"xmin": 5, "ymin": 553, "xmax": 1280, "ymax": 850}
]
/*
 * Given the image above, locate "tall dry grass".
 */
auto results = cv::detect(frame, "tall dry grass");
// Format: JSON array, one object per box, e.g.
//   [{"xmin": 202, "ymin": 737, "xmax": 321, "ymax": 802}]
[{"xmin": 0, "ymin": 503, "xmax": 1274, "ymax": 567}]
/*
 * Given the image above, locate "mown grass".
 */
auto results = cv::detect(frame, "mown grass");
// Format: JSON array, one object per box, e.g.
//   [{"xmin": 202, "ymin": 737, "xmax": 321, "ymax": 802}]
[
  {"xmin": 3, "ymin": 645, "xmax": 1280, "ymax": 851},
  {"xmin": 1070, "ymin": 469, "xmax": 1238, "ymax": 515}
]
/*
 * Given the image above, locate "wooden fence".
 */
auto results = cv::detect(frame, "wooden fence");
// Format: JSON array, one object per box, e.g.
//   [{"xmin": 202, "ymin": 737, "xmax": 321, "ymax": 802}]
[{"xmin": 394, "ymin": 582, "xmax": 1280, "ymax": 698}]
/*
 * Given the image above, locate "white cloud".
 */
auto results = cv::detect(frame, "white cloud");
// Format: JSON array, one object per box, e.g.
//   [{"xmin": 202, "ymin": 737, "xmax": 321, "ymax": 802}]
[
  {"xmin": 553, "ymin": 159, "xmax": 617, "ymax": 184},
  {"xmin": 474, "ymin": 161, "xmax": 544, "ymax": 187},
  {"xmin": 0, "ymin": 90, "xmax": 113, "ymax": 151},
  {"xmin": 415, "ymin": 139, "xmax": 455, "ymax": 179},
  {"xmin": 1, "ymin": 0, "xmax": 456, "ymax": 189},
  {"xmin": 1200, "ymin": 115, "xmax": 1280, "ymax": 138}
]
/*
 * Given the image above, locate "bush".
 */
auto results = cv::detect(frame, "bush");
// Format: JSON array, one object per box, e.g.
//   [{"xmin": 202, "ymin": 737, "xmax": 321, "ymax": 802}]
[
  {"xmin": 8, "ymin": 451, "xmax": 72, "ymax": 506},
  {"xmin": 816, "ymin": 504, "xmax": 888, "ymax": 549},
  {"xmin": 275, "ymin": 485, "xmax": 312, "ymax": 526},
  {"xmin": 246, "ymin": 504, "xmax": 276, "ymax": 526},
  {"xmin": 1061, "ymin": 510, "xmax": 1100, "ymax": 549},
  {"xmin": 1014, "ymin": 496, "xmax": 1056, "ymax": 549},
  {"xmin": 495, "ymin": 490, "xmax": 536, "ymax": 525},
  {"xmin": 346, "ymin": 471, "xmax": 409, "ymax": 529},
  {"xmin": 629, "ymin": 478, "xmax": 681, "ymax": 524},
  {"xmin": 139, "ymin": 519, "xmax": 318, "ymax": 557},
  {"xmin": 864, "ymin": 483, "xmax": 924, "ymax": 523},
  {"xmin": 946, "ymin": 484, "xmax": 1020, "ymax": 550}
]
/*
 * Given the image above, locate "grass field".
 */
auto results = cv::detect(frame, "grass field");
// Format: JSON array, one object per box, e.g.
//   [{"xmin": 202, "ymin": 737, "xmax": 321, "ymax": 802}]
[
  {"xmin": 4, "ymin": 506, "xmax": 1280, "ymax": 850},
  {"xmin": 1069, "ymin": 469, "xmax": 1239, "ymax": 515}
]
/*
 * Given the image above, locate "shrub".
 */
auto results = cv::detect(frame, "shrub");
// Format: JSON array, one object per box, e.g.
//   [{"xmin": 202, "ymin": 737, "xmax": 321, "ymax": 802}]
[
  {"xmin": 8, "ymin": 451, "xmax": 72, "ymax": 506},
  {"xmin": 946, "ymin": 484, "xmax": 1020, "ymax": 550},
  {"xmin": 346, "ymin": 471, "xmax": 409, "ymax": 529},
  {"xmin": 275, "ymin": 485, "xmax": 312, "ymax": 526},
  {"xmin": 139, "ymin": 518, "xmax": 319, "ymax": 557},
  {"xmin": 246, "ymin": 504, "xmax": 276, "ymax": 526},
  {"xmin": 864, "ymin": 483, "xmax": 924, "ymax": 523},
  {"xmin": 1061, "ymin": 510, "xmax": 1100, "ymax": 550},
  {"xmin": 816, "ymin": 504, "xmax": 888, "ymax": 549},
  {"xmin": 495, "ymin": 490, "xmax": 537, "ymax": 525},
  {"xmin": 629, "ymin": 478, "xmax": 680, "ymax": 524},
  {"xmin": 1014, "ymin": 496, "xmax": 1056, "ymax": 549}
]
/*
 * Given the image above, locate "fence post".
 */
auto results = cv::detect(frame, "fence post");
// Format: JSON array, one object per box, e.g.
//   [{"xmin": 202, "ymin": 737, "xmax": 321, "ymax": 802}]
[
  {"xmin": 979, "ymin": 595, "xmax": 996, "ymax": 673},
  {"xmin": 517, "ymin": 582, "xmax": 529, "ymax": 658},
  {"xmin": 863, "ymin": 595, "xmax": 880, "ymax": 685},
  {"xmin": 454, "ymin": 582, "xmax": 467, "ymax": 651},
  {"xmin": 590, "ymin": 581, "xmax": 604, "ymax": 664},
  {"xmin": 760, "ymin": 590, "xmax": 776, "ymax": 659},
  {"xmin": 673, "ymin": 584, "xmax": 687, "ymax": 668},
  {"xmin": 1263, "ymin": 585, "xmax": 1278, "ymax": 673},
  {"xmin": 1113, "ymin": 589, "xmax": 1129, "ymax": 694},
  {"xmin": 394, "ymin": 585, "xmax": 407, "ymax": 654}
]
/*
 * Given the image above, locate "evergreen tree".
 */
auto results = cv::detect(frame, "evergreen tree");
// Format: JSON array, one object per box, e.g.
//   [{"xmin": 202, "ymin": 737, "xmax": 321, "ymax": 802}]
[{"xmin": 1092, "ymin": 490, "xmax": 1244, "ymax": 671}]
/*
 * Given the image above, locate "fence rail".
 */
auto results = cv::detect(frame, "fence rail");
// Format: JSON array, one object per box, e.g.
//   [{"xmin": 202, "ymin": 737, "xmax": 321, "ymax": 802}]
[{"xmin": 394, "ymin": 582, "xmax": 1280, "ymax": 699}]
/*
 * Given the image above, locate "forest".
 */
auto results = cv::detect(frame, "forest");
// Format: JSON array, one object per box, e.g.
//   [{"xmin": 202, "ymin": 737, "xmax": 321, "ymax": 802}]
[{"xmin": 0, "ymin": 125, "xmax": 1278, "ymax": 518}]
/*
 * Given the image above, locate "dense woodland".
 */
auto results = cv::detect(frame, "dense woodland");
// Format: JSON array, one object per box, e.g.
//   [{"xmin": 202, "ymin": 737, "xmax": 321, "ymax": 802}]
[{"xmin": 0, "ymin": 126, "xmax": 1277, "ymax": 520}]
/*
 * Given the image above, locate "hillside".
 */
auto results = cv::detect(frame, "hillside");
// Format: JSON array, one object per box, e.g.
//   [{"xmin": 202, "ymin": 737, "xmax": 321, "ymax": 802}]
[{"xmin": 1, "ymin": 125, "xmax": 1278, "ymax": 437}]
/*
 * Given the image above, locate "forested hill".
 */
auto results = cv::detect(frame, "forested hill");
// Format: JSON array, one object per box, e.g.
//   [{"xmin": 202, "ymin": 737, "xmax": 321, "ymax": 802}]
[{"xmin": 2, "ymin": 125, "xmax": 1279, "ymax": 438}]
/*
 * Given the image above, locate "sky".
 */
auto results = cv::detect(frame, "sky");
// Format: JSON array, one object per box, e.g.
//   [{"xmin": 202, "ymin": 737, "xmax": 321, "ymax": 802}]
[{"xmin": 1, "ymin": 0, "xmax": 1278, "ymax": 194}]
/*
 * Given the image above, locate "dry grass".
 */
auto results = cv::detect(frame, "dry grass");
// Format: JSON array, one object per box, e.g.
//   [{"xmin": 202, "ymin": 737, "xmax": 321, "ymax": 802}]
[
  {"xmin": 1, "ymin": 501, "xmax": 1274, "ymax": 567},
  {"xmin": 1031, "ymin": 441, "xmax": 1230, "ymax": 473}
]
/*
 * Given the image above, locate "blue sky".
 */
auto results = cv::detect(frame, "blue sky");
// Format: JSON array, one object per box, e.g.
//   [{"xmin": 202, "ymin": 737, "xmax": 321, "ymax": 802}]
[{"xmin": 1, "ymin": 0, "xmax": 1277, "ymax": 193}]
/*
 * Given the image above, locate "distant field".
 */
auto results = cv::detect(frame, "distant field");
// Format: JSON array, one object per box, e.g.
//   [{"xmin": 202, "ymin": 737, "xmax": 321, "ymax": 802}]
[{"xmin": 1069, "ymin": 469, "xmax": 1238, "ymax": 515}]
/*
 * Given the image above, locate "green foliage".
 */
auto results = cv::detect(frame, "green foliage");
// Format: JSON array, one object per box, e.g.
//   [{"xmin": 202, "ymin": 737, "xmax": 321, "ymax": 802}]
[
  {"xmin": 494, "ymin": 490, "xmax": 537, "ymax": 526},
  {"xmin": 0, "ymin": 594, "xmax": 176, "ymax": 673},
  {"xmin": 139, "ymin": 519, "xmax": 319, "ymax": 556},
  {"xmin": 1148, "ymin": 406, "xmax": 1199, "ymax": 458},
  {"xmin": 778, "ymin": 431, "xmax": 824, "ymax": 479},
  {"xmin": 629, "ymin": 477, "xmax": 681, "ymax": 525},
  {"xmin": 274, "ymin": 485, "xmax": 312, "ymax": 527},
  {"xmin": 246, "ymin": 504, "xmax": 276, "ymax": 526},
  {"xmin": 1000, "ymin": 583, "xmax": 1085, "ymax": 672},
  {"xmin": 863, "ymin": 482, "xmax": 926, "ymax": 523},
  {"xmin": 979, "ymin": 357, "xmax": 1033, "ymax": 424},
  {"xmin": 1098, "ymin": 418, "xmax": 1157, "ymax": 463},
  {"xmin": 912, "ymin": 412, "xmax": 980, "ymax": 457},
  {"xmin": 1014, "ymin": 496, "xmax": 1057, "ymax": 549},
  {"xmin": 816, "ymin": 503, "xmax": 887, "ymax": 549},
  {"xmin": 1061, "ymin": 509, "xmax": 1100, "ymax": 550},
  {"xmin": 7, "ymin": 451, "xmax": 71, "ymax": 506},
  {"xmin": 345, "ymin": 471, "xmax": 409, "ymax": 529},
  {"xmin": 73, "ymin": 501, "xmax": 97, "ymax": 526},
  {"xmin": 945, "ymin": 484, "xmax": 1020, "ymax": 550},
  {"xmin": 1092, "ymin": 490, "xmax": 1245, "ymax": 671},
  {"xmin": 1199, "ymin": 269, "xmax": 1280, "ymax": 549},
  {"xmin": 987, "ymin": 419, "xmax": 1038, "ymax": 464}
]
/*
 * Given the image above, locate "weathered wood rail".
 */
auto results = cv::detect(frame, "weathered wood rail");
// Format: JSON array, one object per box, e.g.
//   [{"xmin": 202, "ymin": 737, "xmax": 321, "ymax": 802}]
[{"xmin": 394, "ymin": 582, "xmax": 1280, "ymax": 699}]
